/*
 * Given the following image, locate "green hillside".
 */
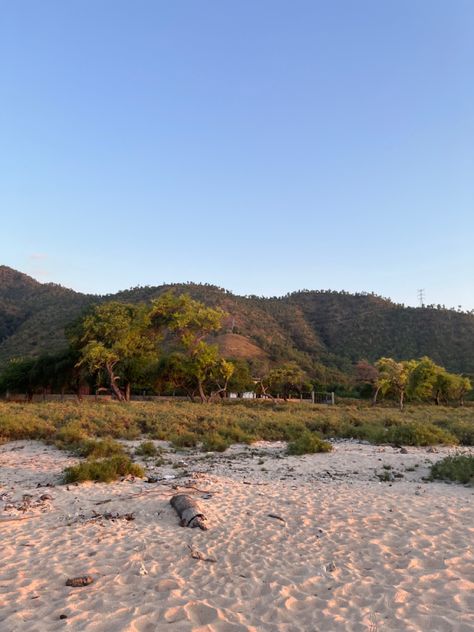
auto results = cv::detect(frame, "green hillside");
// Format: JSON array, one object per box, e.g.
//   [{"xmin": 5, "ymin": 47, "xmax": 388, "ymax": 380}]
[{"xmin": 1, "ymin": 265, "xmax": 473, "ymax": 379}]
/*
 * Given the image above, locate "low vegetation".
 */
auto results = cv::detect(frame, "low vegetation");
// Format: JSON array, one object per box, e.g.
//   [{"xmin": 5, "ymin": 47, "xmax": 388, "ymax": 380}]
[
  {"xmin": 430, "ymin": 455, "xmax": 474, "ymax": 485},
  {"xmin": 0, "ymin": 400, "xmax": 472, "ymax": 452},
  {"xmin": 135, "ymin": 440, "xmax": 159, "ymax": 457},
  {"xmin": 63, "ymin": 455, "xmax": 144, "ymax": 484},
  {"xmin": 287, "ymin": 431, "xmax": 332, "ymax": 455}
]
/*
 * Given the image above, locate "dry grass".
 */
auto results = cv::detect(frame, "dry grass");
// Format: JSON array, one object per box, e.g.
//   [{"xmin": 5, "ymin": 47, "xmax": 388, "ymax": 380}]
[{"xmin": 0, "ymin": 400, "xmax": 472, "ymax": 453}]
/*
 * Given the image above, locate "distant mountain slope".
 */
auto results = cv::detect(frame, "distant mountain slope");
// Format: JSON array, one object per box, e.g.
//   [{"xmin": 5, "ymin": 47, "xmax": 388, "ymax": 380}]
[
  {"xmin": 0, "ymin": 266, "xmax": 96, "ymax": 366},
  {"xmin": 1, "ymin": 265, "xmax": 473, "ymax": 377}
]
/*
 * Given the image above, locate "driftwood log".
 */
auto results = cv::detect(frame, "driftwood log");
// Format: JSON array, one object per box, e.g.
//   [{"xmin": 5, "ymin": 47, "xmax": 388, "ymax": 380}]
[{"xmin": 170, "ymin": 494, "xmax": 208, "ymax": 530}]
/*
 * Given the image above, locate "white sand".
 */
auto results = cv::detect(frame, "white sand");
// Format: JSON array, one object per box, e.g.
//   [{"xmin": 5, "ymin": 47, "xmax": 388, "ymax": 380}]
[{"xmin": 1, "ymin": 440, "xmax": 473, "ymax": 631}]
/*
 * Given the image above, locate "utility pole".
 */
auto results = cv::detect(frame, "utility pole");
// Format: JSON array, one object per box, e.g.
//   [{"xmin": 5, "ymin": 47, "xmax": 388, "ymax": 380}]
[{"xmin": 417, "ymin": 289, "xmax": 425, "ymax": 308}]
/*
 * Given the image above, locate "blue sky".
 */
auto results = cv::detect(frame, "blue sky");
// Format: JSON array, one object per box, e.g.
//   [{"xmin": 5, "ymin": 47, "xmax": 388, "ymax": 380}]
[{"xmin": 1, "ymin": 1, "xmax": 473, "ymax": 308}]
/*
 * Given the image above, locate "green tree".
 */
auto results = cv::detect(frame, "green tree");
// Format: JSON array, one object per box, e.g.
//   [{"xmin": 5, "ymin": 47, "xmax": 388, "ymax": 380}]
[
  {"xmin": 72, "ymin": 302, "xmax": 157, "ymax": 401},
  {"xmin": 266, "ymin": 363, "xmax": 309, "ymax": 401},
  {"xmin": 375, "ymin": 357, "xmax": 416, "ymax": 411},
  {"xmin": 0, "ymin": 357, "xmax": 37, "ymax": 400},
  {"xmin": 407, "ymin": 356, "xmax": 440, "ymax": 402},
  {"xmin": 150, "ymin": 292, "xmax": 232, "ymax": 402},
  {"xmin": 227, "ymin": 359, "xmax": 254, "ymax": 395}
]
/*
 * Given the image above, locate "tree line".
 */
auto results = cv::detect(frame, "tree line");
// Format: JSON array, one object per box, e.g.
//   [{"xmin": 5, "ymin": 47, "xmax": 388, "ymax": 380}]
[
  {"xmin": 356, "ymin": 357, "xmax": 472, "ymax": 410},
  {"xmin": 0, "ymin": 292, "xmax": 311, "ymax": 403},
  {"xmin": 0, "ymin": 291, "xmax": 471, "ymax": 407}
]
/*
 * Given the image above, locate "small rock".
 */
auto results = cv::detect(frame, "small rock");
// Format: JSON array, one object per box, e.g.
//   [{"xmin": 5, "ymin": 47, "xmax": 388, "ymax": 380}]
[
  {"xmin": 325, "ymin": 562, "xmax": 336, "ymax": 572},
  {"xmin": 400, "ymin": 447, "xmax": 408, "ymax": 454},
  {"xmin": 59, "ymin": 614, "xmax": 68, "ymax": 620},
  {"xmin": 427, "ymin": 447, "xmax": 438, "ymax": 453},
  {"xmin": 40, "ymin": 494, "xmax": 53, "ymax": 501}
]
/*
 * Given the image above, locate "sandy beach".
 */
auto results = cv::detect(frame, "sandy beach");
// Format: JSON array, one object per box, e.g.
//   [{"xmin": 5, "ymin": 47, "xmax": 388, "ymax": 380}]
[{"xmin": 1, "ymin": 440, "xmax": 473, "ymax": 632}]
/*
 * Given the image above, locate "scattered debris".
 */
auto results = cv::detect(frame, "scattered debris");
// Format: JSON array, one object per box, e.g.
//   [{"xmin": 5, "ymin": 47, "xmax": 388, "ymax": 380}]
[
  {"xmin": 187, "ymin": 545, "xmax": 216, "ymax": 563},
  {"xmin": 65, "ymin": 576, "xmax": 94, "ymax": 587}
]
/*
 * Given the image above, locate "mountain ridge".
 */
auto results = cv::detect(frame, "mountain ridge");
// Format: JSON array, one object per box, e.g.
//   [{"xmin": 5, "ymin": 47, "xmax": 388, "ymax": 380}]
[{"xmin": 1, "ymin": 265, "xmax": 473, "ymax": 379}]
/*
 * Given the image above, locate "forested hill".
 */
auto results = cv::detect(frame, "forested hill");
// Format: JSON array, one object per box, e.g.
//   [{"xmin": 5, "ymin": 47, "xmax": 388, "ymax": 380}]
[
  {"xmin": 0, "ymin": 267, "xmax": 95, "ymax": 367},
  {"xmin": 1, "ymin": 265, "xmax": 473, "ymax": 377}
]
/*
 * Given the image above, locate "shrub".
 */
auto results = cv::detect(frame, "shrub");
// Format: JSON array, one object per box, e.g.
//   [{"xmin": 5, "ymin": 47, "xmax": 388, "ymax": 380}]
[
  {"xmin": 63, "ymin": 455, "xmax": 144, "ymax": 484},
  {"xmin": 74, "ymin": 437, "xmax": 125, "ymax": 459},
  {"xmin": 170, "ymin": 432, "xmax": 199, "ymax": 448},
  {"xmin": 135, "ymin": 440, "xmax": 159, "ymax": 457},
  {"xmin": 201, "ymin": 433, "xmax": 231, "ymax": 452},
  {"xmin": 430, "ymin": 455, "xmax": 474, "ymax": 484},
  {"xmin": 386, "ymin": 423, "xmax": 457, "ymax": 446},
  {"xmin": 287, "ymin": 431, "xmax": 332, "ymax": 455}
]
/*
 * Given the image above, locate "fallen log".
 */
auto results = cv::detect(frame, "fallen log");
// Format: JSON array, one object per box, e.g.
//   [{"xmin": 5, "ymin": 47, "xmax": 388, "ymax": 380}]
[{"xmin": 170, "ymin": 494, "xmax": 208, "ymax": 530}]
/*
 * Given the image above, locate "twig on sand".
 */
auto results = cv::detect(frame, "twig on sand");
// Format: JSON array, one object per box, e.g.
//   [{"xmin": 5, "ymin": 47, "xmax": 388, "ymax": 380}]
[
  {"xmin": 0, "ymin": 515, "xmax": 37, "ymax": 525},
  {"xmin": 187, "ymin": 544, "xmax": 216, "ymax": 563},
  {"xmin": 267, "ymin": 513, "xmax": 286, "ymax": 523},
  {"xmin": 93, "ymin": 482, "xmax": 216, "ymax": 506}
]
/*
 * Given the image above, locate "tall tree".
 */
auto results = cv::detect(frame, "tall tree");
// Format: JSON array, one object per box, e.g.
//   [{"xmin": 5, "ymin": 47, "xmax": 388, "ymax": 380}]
[
  {"xmin": 150, "ymin": 292, "xmax": 232, "ymax": 402},
  {"xmin": 72, "ymin": 302, "xmax": 156, "ymax": 401},
  {"xmin": 375, "ymin": 357, "xmax": 416, "ymax": 411}
]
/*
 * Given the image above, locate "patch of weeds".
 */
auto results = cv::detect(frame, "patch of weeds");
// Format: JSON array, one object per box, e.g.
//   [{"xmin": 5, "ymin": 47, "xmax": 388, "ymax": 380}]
[
  {"xmin": 287, "ymin": 431, "xmax": 332, "ymax": 456},
  {"xmin": 386, "ymin": 423, "xmax": 457, "ymax": 447},
  {"xmin": 135, "ymin": 440, "xmax": 159, "ymax": 457},
  {"xmin": 170, "ymin": 432, "xmax": 198, "ymax": 449},
  {"xmin": 73, "ymin": 437, "xmax": 125, "ymax": 459},
  {"xmin": 63, "ymin": 455, "xmax": 144, "ymax": 484},
  {"xmin": 383, "ymin": 464, "xmax": 392, "ymax": 470},
  {"xmin": 377, "ymin": 470, "xmax": 393, "ymax": 482},
  {"xmin": 201, "ymin": 433, "xmax": 230, "ymax": 453},
  {"xmin": 430, "ymin": 455, "xmax": 474, "ymax": 485}
]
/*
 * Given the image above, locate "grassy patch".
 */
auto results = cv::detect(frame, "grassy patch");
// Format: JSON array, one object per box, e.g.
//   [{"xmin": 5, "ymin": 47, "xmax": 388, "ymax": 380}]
[
  {"xmin": 287, "ymin": 431, "xmax": 332, "ymax": 455},
  {"xmin": 201, "ymin": 433, "xmax": 231, "ymax": 452},
  {"xmin": 170, "ymin": 431, "xmax": 199, "ymax": 449},
  {"xmin": 135, "ymin": 440, "xmax": 159, "ymax": 457},
  {"xmin": 430, "ymin": 455, "xmax": 474, "ymax": 485},
  {"xmin": 63, "ymin": 455, "xmax": 144, "ymax": 484},
  {"xmin": 0, "ymin": 401, "xmax": 472, "ymax": 454},
  {"xmin": 386, "ymin": 423, "xmax": 457, "ymax": 446}
]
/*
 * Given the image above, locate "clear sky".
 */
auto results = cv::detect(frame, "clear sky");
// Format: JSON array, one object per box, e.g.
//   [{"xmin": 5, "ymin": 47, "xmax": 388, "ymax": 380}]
[{"xmin": 1, "ymin": 1, "xmax": 473, "ymax": 308}]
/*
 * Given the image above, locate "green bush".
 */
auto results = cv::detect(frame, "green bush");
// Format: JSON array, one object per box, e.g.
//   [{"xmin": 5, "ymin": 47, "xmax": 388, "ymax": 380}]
[
  {"xmin": 170, "ymin": 431, "xmax": 199, "ymax": 448},
  {"xmin": 135, "ymin": 440, "xmax": 159, "ymax": 457},
  {"xmin": 430, "ymin": 455, "xmax": 474, "ymax": 484},
  {"xmin": 63, "ymin": 455, "xmax": 144, "ymax": 484},
  {"xmin": 386, "ymin": 423, "xmax": 457, "ymax": 446},
  {"xmin": 74, "ymin": 437, "xmax": 125, "ymax": 459},
  {"xmin": 201, "ymin": 433, "xmax": 231, "ymax": 452},
  {"xmin": 287, "ymin": 431, "xmax": 332, "ymax": 455}
]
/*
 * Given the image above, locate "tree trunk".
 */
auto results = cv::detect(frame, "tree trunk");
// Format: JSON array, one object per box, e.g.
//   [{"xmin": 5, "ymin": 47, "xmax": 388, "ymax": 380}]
[
  {"xmin": 170, "ymin": 494, "xmax": 208, "ymax": 530},
  {"xmin": 197, "ymin": 380, "xmax": 208, "ymax": 403},
  {"xmin": 106, "ymin": 363, "xmax": 125, "ymax": 401},
  {"xmin": 125, "ymin": 381, "xmax": 131, "ymax": 402},
  {"xmin": 399, "ymin": 391, "xmax": 404, "ymax": 411},
  {"xmin": 372, "ymin": 386, "xmax": 381, "ymax": 406}
]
